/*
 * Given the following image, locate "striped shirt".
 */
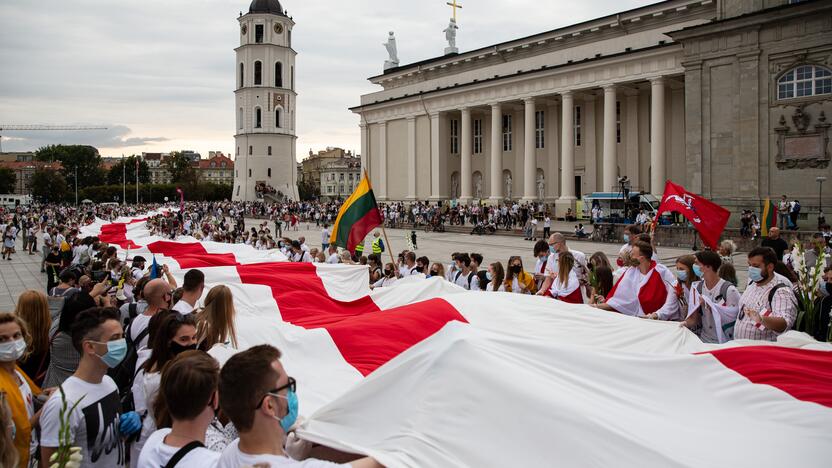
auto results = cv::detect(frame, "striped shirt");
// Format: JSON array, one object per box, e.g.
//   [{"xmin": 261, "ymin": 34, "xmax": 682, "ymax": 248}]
[{"xmin": 735, "ymin": 276, "xmax": 797, "ymax": 341}]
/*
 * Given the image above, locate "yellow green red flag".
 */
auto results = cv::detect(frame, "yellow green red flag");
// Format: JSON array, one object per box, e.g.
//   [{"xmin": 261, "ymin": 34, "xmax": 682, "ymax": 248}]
[{"xmin": 329, "ymin": 172, "xmax": 383, "ymax": 253}]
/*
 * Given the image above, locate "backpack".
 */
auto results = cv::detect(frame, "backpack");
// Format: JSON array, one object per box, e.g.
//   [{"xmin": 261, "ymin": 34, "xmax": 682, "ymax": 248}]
[
  {"xmin": 793, "ymin": 201, "xmax": 801, "ymax": 214},
  {"xmin": 455, "ymin": 271, "xmax": 476, "ymax": 290},
  {"xmin": 696, "ymin": 280, "xmax": 733, "ymax": 304},
  {"xmin": 108, "ymin": 320, "xmax": 149, "ymax": 413}
]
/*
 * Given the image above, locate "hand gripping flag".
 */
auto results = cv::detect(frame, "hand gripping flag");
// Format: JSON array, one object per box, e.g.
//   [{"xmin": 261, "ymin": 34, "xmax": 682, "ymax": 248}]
[
  {"xmin": 656, "ymin": 180, "xmax": 730, "ymax": 250},
  {"xmin": 329, "ymin": 172, "xmax": 383, "ymax": 253}
]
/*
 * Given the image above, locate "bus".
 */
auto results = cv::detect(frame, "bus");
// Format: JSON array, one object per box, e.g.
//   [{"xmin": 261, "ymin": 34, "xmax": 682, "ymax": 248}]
[{"xmin": 581, "ymin": 192, "xmax": 659, "ymax": 224}]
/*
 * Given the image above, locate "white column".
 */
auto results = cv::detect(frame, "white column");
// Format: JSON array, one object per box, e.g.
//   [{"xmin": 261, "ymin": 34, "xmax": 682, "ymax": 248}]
[
  {"xmin": 359, "ymin": 122, "xmax": 368, "ymax": 177},
  {"xmin": 624, "ymin": 90, "xmax": 639, "ymax": 187},
  {"xmin": 523, "ymin": 97, "xmax": 536, "ymax": 201},
  {"xmin": 559, "ymin": 92, "xmax": 575, "ymax": 200},
  {"xmin": 378, "ymin": 121, "xmax": 387, "ymax": 200},
  {"xmin": 650, "ymin": 77, "xmax": 666, "ymax": 195},
  {"xmin": 430, "ymin": 112, "xmax": 441, "ymax": 200},
  {"xmin": 460, "ymin": 107, "xmax": 472, "ymax": 203},
  {"xmin": 547, "ymin": 102, "xmax": 560, "ymax": 202},
  {"xmin": 489, "ymin": 103, "xmax": 503, "ymax": 202},
  {"xmin": 406, "ymin": 116, "xmax": 417, "ymax": 200},
  {"xmin": 602, "ymin": 85, "xmax": 617, "ymax": 193}
]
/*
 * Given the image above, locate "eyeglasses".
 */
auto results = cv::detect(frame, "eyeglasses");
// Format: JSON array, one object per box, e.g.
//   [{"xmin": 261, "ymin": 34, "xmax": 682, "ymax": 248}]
[{"xmin": 255, "ymin": 376, "xmax": 297, "ymax": 409}]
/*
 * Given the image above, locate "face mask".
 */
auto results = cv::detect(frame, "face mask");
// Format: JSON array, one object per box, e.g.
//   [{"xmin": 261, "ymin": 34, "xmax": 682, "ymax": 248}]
[
  {"xmin": 415, "ymin": 266, "xmax": 424, "ymax": 273},
  {"xmin": 692, "ymin": 264, "xmax": 703, "ymax": 278},
  {"xmin": 748, "ymin": 266, "xmax": 764, "ymax": 283},
  {"xmin": 510, "ymin": 265, "xmax": 522, "ymax": 274},
  {"xmin": 548, "ymin": 246, "xmax": 556, "ymax": 254},
  {"xmin": 623, "ymin": 234, "xmax": 630, "ymax": 243},
  {"xmin": 0, "ymin": 338, "xmax": 26, "ymax": 362},
  {"xmin": 95, "ymin": 338, "xmax": 127, "ymax": 368},
  {"xmin": 486, "ymin": 271, "xmax": 493, "ymax": 281},
  {"xmin": 271, "ymin": 389, "xmax": 299, "ymax": 432},
  {"xmin": 170, "ymin": 342, "xmax": 197, "ymax": 355},
  {"xmin": 675, "ymin": 270, "xmax": 688, "ymax": 282},
  {"xmin": 430, "ymin": 270, "xmax": 439, "ymax": 276},
  {"xmin": 384, "ymin": 269, "xmax": 392, "ymax": 276}
]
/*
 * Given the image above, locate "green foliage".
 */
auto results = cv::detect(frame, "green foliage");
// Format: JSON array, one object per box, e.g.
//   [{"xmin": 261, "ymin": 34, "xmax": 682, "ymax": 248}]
[
  {"xmin": 166, "ymin": 151, "xmax": 198, "ymax": 185},
  {"xmin": 35, "ymin": 144, "xmax": 106, "ymax": 188},
  {"xmin": 105, "ymin": 156, "xmax": 150, "ymax": 185},
  {"xmin": 78, "ymin": 183, "xmax": 232, "ymax": 204},
  {"xmin": 30, "ymin": 168, "xmax": 68, "ymax": 203},
  {"xmin": 298, "ymin": 178, "xmax": 319, "ymax": 201},
  {"xmin": 0, "ymin": 167, "xmax": 16, "ymax": 193}
]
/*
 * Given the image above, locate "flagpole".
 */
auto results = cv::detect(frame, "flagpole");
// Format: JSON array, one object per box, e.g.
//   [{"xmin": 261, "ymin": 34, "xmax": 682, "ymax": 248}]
[
  {"xmin": 136, "ymin": 157, "xmax": 139, "ymax": 204},
  {"xmin": 122, "ymin": 154, "xmax": 126, "ymax": 205},
  {"xmin": 365, "ymin": 169, "xmax": 398, "ymax": 269}
]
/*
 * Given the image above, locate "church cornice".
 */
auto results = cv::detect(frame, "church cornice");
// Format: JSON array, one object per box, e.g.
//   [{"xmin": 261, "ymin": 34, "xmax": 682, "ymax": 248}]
[{"xmin": 234, "ymin": 44, "xmax": 298, "ymax": 55}]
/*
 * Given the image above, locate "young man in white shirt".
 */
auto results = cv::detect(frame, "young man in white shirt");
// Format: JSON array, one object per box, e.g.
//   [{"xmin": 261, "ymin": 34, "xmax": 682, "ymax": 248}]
[
  {"xmin": 217, "ymin": 345, "xmax": 382, "ymax": 468},
  {"xmin": 399, "ymin": 251, "xmax": 418, "ymax": 277},
  {"xmin": 326, "ymin": 245, "xmax": 340, "ymax": 264},
  {"xmin": 40, "ymin": 307, "xmax": 142, "ymax": 468},
  {"xmin": 452, "ymin": 253, "xmax": 479, "ymax": 290},
  {"xmin": 138, "ymin": 351, "xmax": 220, "ymax": 468},
  {"xmin": 172, "ymin": 269, "xmax": 205, "ymax": 315}
]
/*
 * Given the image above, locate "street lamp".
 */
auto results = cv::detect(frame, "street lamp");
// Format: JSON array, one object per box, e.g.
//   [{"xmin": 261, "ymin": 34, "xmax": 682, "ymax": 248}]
[{"xmin": 817, "ymin": 176, "xmax": 827, "ymax": 227}]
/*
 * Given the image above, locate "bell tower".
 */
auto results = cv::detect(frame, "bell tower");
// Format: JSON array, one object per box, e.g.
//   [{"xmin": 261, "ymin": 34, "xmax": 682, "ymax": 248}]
[{"xmin": 232, "ymin": 0, "xmax": 299, "ymax": 202}]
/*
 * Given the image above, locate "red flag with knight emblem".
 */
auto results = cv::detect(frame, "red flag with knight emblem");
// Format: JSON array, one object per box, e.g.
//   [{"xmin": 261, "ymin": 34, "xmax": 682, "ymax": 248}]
[{"xmin": 656, "ymin": 180, "xmax": 730, "ymax": 250}]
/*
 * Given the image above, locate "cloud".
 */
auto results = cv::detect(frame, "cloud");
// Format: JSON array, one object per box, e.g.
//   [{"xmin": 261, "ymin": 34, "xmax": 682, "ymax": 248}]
[
  {"xmin": 0, "ymin": 0, "xmax": 652, "ymax": 159},
  {"xmin": 0, "ymin": 125, "xmax": 168, "ymax": 152}
]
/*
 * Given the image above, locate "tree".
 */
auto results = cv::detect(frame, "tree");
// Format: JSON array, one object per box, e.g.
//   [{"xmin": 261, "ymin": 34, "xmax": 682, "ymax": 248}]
[
  {"xmin": 298, "ymin": 178, "xmax": 319, "ymax": 201},
  {"xmin": 30, "ymin": 168, "xmax": 68, "ymax": 203},
  {"xmin": 0, "ymin": 167, "xmax": 16, "ymax": 194},
  {"xmin": 35, "ymin": 145, "xmax": 105, "ymax": 189},
  {"xmin": 166, "ymin": 151, "xmax": 198, "ymax": 185},
  {"xmin": 106, "ymin": 156, "xmax": 150, "ymax": 185}
]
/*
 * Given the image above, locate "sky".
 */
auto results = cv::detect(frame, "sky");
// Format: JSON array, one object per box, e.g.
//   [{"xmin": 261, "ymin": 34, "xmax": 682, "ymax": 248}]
[{"xmin": 0, "ymin": 0, "xmax": 653, "ymax": 161}]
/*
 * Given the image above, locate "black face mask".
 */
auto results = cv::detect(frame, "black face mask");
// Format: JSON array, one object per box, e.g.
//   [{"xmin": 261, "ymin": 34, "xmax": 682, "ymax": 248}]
[
  {"xmin": 430, "ymin": 270, "xmax": 439, "ymax": 276},
  {"xmin": 415, "ymin": 266, "xmax": 424, "ymax": 273},
  {"xmin": 510, "ymin": 265, "xmax": 522, "ymax": 274},
  {"xmin": 170, "ymin": 342, "xmax": 197, "ymax": 355},
  {"xmin": 826, "ymin": 282, "xmax": 832, "ymax": 295},
  {"xmin": 384, "ymin": 269, "xmax": 393, "ymax": 277}
]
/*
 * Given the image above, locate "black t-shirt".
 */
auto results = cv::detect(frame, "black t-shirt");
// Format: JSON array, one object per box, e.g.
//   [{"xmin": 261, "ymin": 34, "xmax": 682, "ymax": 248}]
[{"xmin": 761, "ymin": 237, "xmax": 789, "ymax": 260}]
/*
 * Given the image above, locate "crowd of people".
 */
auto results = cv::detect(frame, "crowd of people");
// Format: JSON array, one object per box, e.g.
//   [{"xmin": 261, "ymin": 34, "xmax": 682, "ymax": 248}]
[{"xmin": 0, "ymin": 197, "xmax": 831, "ymax": 467}]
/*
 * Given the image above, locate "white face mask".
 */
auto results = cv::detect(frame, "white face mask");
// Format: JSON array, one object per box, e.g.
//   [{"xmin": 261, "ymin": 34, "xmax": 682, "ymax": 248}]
[{"xmin": 0, "ymin": 338, "xmax": 27, "ymax": 362}]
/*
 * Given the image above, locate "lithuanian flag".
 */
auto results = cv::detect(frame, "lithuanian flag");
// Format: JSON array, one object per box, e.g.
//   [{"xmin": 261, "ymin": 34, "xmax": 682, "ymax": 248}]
[
  {"xmin": 330, "ymin": 172, "xmax": 383, "ymax": 252},
  {"xmin": 761, "ymin": 197, "xmax": 777, "ymax": 237}
]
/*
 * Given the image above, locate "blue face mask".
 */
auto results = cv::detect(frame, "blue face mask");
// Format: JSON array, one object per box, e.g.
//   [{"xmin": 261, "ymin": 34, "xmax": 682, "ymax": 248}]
[
  {"xmin": 692, "ymin": 264, "xmax": 703, "ymax": 278},
  {"xmin": 95, "ymin": 338, "xmax": 127, "ymax": 368},
  {"xmin": 675, "ymin": 270, "xmax": 688, "ymax": 282},
  {"xmin": 486, "ymin": 271, "xmax": 493, "ymax": 281},
  {"xmin": 748, "ymin": 266, "xmax": 764, "ymax": 283},
  {"xmin": 549, "ymin": 245, "xmax": 556, "ymax": 254},
  {"xmin": 272, "ymin": 389, "xmax": 299, "ymax": 432},
  {"xmin": 623, "ymin": 234, "xmax": 630, "ymax": 243}
]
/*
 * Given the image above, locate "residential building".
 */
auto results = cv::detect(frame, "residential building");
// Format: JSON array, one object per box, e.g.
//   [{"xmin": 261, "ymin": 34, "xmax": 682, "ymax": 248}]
[{"xmin": 320, "ymin": 156, "xmax": 362, "ymax": 201}]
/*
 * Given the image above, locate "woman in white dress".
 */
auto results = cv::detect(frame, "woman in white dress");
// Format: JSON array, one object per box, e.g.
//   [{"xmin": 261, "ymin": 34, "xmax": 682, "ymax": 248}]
[{"xmin": 484, "ymin": 262, "xmax": 506, "ymax": 292}]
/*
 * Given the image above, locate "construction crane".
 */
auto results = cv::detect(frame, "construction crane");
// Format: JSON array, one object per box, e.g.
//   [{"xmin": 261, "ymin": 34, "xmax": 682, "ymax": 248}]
[{"xmin": 0, "ymin": 125, "xmax": 108, "ymax": 152}]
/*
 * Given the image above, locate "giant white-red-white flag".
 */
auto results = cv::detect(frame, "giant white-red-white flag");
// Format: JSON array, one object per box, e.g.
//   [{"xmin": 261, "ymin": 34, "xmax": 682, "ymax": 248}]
[{"xmin": 82, "ymin": 214, "xmax": 832, "ymax": 468}]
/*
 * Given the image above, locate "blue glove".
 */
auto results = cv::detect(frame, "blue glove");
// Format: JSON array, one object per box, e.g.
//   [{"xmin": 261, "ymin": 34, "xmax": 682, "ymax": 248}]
[{"xmin": 119, "ymin": 411, "xmax": 142, "ymax": 436}]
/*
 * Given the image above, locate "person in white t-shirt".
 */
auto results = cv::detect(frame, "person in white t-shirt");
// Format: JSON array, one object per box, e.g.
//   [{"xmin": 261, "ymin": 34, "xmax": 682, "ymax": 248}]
[
  {"xmin": 40, "ymin": 307, "xmax": 142, "ymax": 468},
  {"xmin": 138, "ymin": 351, "xmax": 220, "ymax": 468},
  {"xmin": 325, "ymin": 245, "xmax": 340, "ymax": 264},
  {"xmin": 217, "ymin": 345, "xmax": 382, "ymax": 468},
  {"xmin": 371, "ymin": 263, "xmax": 398, "ymax": 289},
  {"xmin": 172, "ymin": 269, "xmax": 205, "ymax": 315}
]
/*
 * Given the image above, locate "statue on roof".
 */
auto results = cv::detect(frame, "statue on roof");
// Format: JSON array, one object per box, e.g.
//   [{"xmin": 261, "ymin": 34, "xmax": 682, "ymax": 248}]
[
  {"xmin": 444, "ymin": 18, "xmax": 459, "ymax": 54},
  {"xmin": 383, "ymin": 31, "xmax": 399, "ymax": 71}
]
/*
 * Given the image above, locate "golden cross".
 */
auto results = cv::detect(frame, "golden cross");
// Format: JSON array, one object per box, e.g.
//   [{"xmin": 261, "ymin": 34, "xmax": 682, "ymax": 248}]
[{"xmin": 446, "ymin": 0, "xmax": 463, "ymax": 22}]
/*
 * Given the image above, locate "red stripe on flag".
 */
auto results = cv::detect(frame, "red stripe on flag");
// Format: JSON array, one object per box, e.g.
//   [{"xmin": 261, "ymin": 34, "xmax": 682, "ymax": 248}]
[
  {"xmin": 99, "ymin": 223, "xmax": 141, "ymax": 249},
  {"xmin": 237, "ymin": 263, "xmax": 467, "ymax": 376},
  {"xmin": 703, "ymin": 346, "xmax": 832, "ymax": 408},
  {"xmin": 347, "ymin": 210, "xmax": 383, "ymax": 253},
  {"xmin": 147, "ymin": 241, "xmax": 237, "ymax": 268}
]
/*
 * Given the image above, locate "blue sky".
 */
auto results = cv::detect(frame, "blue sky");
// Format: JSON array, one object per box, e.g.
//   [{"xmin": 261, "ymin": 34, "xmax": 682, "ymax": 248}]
[{"xmin": 0, "ymin": 0, "xmax": 653, "ymax": 160}]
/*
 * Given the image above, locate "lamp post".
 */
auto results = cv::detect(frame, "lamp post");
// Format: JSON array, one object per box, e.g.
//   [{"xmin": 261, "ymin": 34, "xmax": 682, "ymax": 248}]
[{"xmin": 817, "ymin": 176, "xmax": 827, "ymax": 227}]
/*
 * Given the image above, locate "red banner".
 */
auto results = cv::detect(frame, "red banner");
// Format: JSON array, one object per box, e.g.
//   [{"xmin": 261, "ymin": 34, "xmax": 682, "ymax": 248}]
[{"xmin": 656, "ymin": 180, "xmax": 730, "ymax": 250}]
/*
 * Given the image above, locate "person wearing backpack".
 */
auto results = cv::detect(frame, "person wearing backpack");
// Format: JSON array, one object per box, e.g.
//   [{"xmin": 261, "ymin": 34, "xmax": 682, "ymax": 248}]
[
  {"xmin": 683, "ymin": 251, "xmax": 741, "ymax": 343},
  {"xmin": 790, "ymin": 199, "xmax": 801, "ymax": 230},
  {"xmin": 734, "ymin": 247, "xmax": 797, "ymax": 341},
  {"xmin": 138, "ymin": 350, "xmax": 220, "ymax": 468},
  {"xmin": 452, "ymin": 253, "xmax": 479, "ymax": 291}
]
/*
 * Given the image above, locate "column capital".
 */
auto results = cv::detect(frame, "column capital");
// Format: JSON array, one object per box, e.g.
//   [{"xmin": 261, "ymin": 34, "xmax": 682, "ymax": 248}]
[
  {"xmin": 428, "ymin": 111, "xmax": 441, "ymax": 119},
  {"xmin": 359, "ymin": 122, "xmax": 367, "ymax": 129},
  {"xmin": 459, "ymin": 106, "xmax": 470, "ymax": 112},
  {"xmin": 522, "ymin": 96, "xmax": 536, "ymax": 105},
  {"xmin": 650, "ymin": 76, "xmax": 665, "ymax": 85},
  {"xmin": 602, "ymin": 83, "xmax": 617, "ymax": 91},
  {"xmin": 490, "ymin": 102, "xmax": 502, "ymax": 110},
  {"xmin": 378, "ymin": 120, "xmax": 387, "ymax": 128},
  {"xmin": 406, "ymin": 115, "xmax": 417, "ymax": 122},
  {"xmin": 560, "ymin": 90, "xmax": 573, "ymax": 98}
]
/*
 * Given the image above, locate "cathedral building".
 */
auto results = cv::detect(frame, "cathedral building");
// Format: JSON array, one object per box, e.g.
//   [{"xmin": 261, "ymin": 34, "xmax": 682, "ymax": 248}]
[
  {"xmin": 352, "ymin": 0, "xmax": 832, "ymax": 220},
  {"xmin": 232, "ymin": 0, "xmax": 299, "ymax": 202}
]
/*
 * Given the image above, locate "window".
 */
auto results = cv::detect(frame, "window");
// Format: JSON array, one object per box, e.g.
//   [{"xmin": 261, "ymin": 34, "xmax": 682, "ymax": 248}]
[
  {"xmin": 236, "ymin": 146, "xmax": 239, "ymax": 156},
  {"xmin": 238, "ymin": 108, "xmax": 243, "ymax": 129},
  {"xmin": 255, "ymin": 108, "xmax": 262, "ymax": 128},
  {"xmin": 248, "ymin": 145, "xmax": 253, "ymax": 155},
  {"xmin": 275, "ymin": 62, "xmax": 283, "ymax": 87},
  {"xmin": 248, "ymin": 169, "xmax": 252, "ymax": 177},
  {"xmin": 349, "ymin": 173, "xmax": 354, "ymax": 180},
  {"xmin": 268, "ymin": 168, "xmax": 272, "ymax": 177},
  {"xmin": 268, "ymin": 146, "xmax": 272, "ymax": 155},
  {"xmin": 778, "ymin": 65, "xmax": 832, "ymax": 99},
  {"xmin": 236, "ymin": 170, "xmax": 238, "ymax": 177},
  {"xmin": 254, "ymin": 61, "xmax": 262, "ymax": 85},
  {"xmin": 239, "ymin": 63, "xmax": 244, "ymax": 87},
  {"xmin": 473, "ymin": 119, "xmax": 483, "ymax": 154},
  {"xmin": 535, "ymin": 110, "xmax": 545, "ymax": 149},
  {"xmin": 236, "ymin": 185, "xmax": 240, "ymax": 196},
  {"xmin": 339, "ymin": 173, "xmax": 344, "ymax": 181},
  {"xmin": 502, "ymin": 114, "xmax": 512, "ymax": 152},
  {"xmin": 255, "ymin": 24, "xmax": 264, "ymax": 43},
  {"xmin": 574, "ymin": 106, "xmax": 582, "ymax": 147},
  {"xmin": 288, "ymin": 28, "xmax": 292, "ymax": 47},
  {"xmin": 275, "ymin": 108, "xmax": 282, "ymax": 128},
  {"xmin": 450, "ymin": 119, "xmax": 459, "ymax": 154},
  {"xmin": 291, "ymin": 66, "xmax": 294, "ymax": 90},
  {"xmin": 616, "ymin": 101, "xmax": 621, "ymax": 143}
]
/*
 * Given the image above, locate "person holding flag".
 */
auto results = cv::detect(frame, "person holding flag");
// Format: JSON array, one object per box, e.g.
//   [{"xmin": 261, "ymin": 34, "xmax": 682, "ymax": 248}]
[
  {"xmin": 651, "ymin": 180, "xmax": 730, "ymax": 251},
  {"xmin": 330, "ymin": 172, "xmax": 396, "ymax": 267}
]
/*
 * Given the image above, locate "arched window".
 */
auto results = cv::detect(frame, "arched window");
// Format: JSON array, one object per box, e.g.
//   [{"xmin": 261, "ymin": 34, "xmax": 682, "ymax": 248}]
[
  {"xmin": 268, "ymin": 146, "xmax": 272, "ymax": 155},
  {"xmin": 268, "ymin": 168, "xmax": 272, "ymax": 177},
  {"xmin": 248, "ymin": 169, "xmax": 252, "ymax": 177},
  {"xmin": 254, "ymin": 61, "xmax": 262, "ymax": 85},
  {"xmin": 275, "ymin": 107, "xmax": 282, "ymax": 128},
  {"xmin": 248, "ymin": 145, "xmax": 253, "ymax": 155},
  {"xmin": 778, "ymin": 65, "xmax": 832, "ymax": 100},
  {"xmin": 255, "ymin": 107, "xmax": 262, "ymax": 128},
  {"xmin": 275, "ymin": 62, "xmax": 283, "ymax": 87},
  {"xmin": 238, "ymin": 108, "xmax": 243, "ymax": 129},
  {"xmin": 291, "ymin": 66, "xmax": 295, "ymax": 90},
  {"xmin": 239, "ymin": 63, "xmax": 244, "ymax": 88}
]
